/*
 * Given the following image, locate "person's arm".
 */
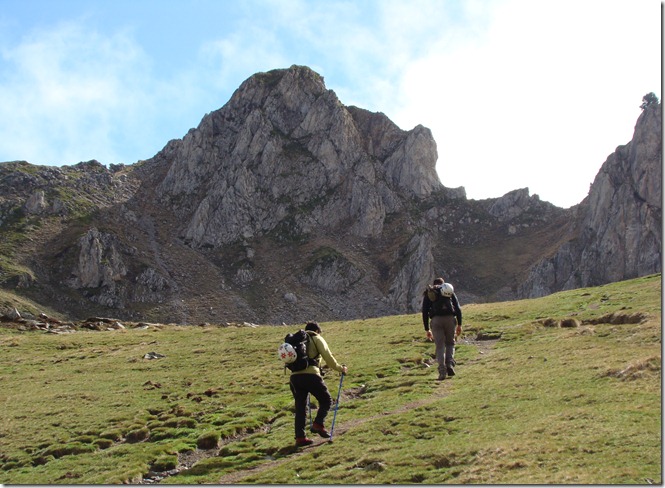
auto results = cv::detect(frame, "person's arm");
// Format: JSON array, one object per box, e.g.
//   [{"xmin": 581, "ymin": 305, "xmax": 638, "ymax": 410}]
[
  {"xmin": 452, "ymin": 294, "xmax": 462, "ymax": 336},
  {"xmin": 422, "ymin": 295, "xmax": 433, "ymax": 341},
  {"xmin": 421, "ymin": 295, "xmax": 430, "ymax": 331},
  {"xmin": 313, "ymin": 335, "xmax": 346, "ymax": 373}
]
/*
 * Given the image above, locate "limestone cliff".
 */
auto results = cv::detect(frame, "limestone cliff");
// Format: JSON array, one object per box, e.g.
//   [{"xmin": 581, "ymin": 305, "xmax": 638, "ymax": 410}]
[
  {"xmin": 518, "ymin": 102, "xmax": 662, "ymax": 296},
  {"xmin": 0, "ymin": 66, "xmax": 660, "ymax": 324},
  {"xmin": 150, "ymin": 66, "xmax": 441, "ymax": 248}
]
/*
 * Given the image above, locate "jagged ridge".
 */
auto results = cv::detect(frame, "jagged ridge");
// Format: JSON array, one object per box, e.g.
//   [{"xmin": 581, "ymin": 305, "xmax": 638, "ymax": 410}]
[{"xmin": 0, "ymin": 66, "xmax": 660, "ymax": 324}]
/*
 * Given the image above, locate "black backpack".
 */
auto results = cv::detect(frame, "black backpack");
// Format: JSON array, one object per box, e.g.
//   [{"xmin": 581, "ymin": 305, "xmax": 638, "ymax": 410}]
[
  {"xmin": 427, "ymin": 285, "xmax": 455, "ymax": 317},
  {"xmin": 283, "ymin": 330, "xmax": 319, "ymax": 372}
]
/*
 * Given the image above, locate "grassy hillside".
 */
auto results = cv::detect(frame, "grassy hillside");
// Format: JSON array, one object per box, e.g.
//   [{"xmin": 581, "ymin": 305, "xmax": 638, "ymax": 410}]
[{"xmin": 0, "ymin": 274, "xmax": 660, "ymax": 484}]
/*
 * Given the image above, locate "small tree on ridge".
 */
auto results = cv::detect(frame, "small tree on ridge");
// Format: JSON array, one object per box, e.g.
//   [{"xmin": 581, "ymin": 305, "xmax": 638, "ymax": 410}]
[{"xmin": 640, "ymin": 92, "xmax": 659, "ymax": 110}]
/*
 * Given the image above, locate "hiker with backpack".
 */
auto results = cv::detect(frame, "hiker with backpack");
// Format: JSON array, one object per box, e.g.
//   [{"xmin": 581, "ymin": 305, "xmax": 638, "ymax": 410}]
[
  {"xmin": 284, "ymin": 322, "xmax": 348, "ymax": 447},
  {"xmin": 422, "ymin": 277, "xmax": 463, "ymax": 381}
]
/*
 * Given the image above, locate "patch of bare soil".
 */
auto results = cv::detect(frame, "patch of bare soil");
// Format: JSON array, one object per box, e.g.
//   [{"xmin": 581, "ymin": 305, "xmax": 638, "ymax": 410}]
[
  {"xmin": 458, "ymin": 336, "xmax": 500, "ymax": 356},
  {"xmin": 139, "ymin": 426, "xmax": 272, "ymax": 484}
]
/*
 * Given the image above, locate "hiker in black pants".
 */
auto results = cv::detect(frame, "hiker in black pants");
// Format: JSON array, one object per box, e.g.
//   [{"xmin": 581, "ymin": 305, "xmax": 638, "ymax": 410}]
[
  {"xmin": 422, "ymin": 277, "xmax": 463, "ymax": 381},
  {"xmin": 289, "ymin": 322, "xmax": 348, "ymax": 447}
]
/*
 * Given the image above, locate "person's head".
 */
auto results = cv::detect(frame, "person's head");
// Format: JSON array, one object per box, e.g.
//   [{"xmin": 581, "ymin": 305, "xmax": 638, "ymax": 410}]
[
  {"xmin": 433, "ymin": 277, "xmax": 444, "ymax": 286},
  {"xmin": 305, "ymin": 322, "xmax": 322, "ymax": 334}
]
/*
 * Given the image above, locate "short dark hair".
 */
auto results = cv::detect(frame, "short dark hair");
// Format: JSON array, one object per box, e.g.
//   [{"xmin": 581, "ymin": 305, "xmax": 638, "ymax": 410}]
[
  {"xmin": 305, "ymin": 322, "xmax": 321, "ymax": 333},
  {"xmin": 433, "ymin": 277, "xmax": 444, "ymax": 285}
]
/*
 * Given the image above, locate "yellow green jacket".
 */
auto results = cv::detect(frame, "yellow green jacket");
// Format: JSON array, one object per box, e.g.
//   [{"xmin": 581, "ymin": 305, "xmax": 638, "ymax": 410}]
[{"xmin": 291, "ymin": 331, "xmax": 345, "ymax": 376}]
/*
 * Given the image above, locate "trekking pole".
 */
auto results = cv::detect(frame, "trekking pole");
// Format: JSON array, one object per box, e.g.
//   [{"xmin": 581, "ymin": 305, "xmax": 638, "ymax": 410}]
[
  {"xmin": 328, "ymin": 372, "xmax": 345, "ymax": 443},
  {"xmin": 307, "ymin": 393, "xmax": 312, "ymax": 430}
]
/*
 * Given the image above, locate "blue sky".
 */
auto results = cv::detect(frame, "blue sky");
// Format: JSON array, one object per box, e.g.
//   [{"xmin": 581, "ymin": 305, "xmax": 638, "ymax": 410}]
[{"xmin": 0, "ymin": 0, "xmax": 660, "ymax": 208}]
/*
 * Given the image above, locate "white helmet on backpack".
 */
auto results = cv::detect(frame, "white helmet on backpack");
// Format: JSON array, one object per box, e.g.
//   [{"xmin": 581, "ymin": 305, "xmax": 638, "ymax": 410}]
[
  {"xmin": 439, "ymin": 283, "xmax": 454, "ymax": 297},
  {"xmin": 277, "ymin": 342, "xmax": 297, "ymax": 364}
]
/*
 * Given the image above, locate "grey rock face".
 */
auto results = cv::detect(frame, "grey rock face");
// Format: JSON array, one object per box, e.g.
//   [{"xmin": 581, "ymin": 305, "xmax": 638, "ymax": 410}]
[
  {"xmin": 152, "ymin": 66, "xmax": 441, "ymax": 248},
  {"xmin": 0, "ymin": 67, "xmax": 659, "ymax": 325},
  {"xmin": 387, "ymin": 233, "xmax": 435, "ymax": 312},
  {"xmin": 24, "ymin": 190, "xmax": 47, "ymax": 214},
  {"xmin": 68, "ymin": 228, "xmax": 127, "ymax": 289},
  {"xmin": 519, "ymin": 103, "xmax": 662, "ymax": 296},
  {"xmin": 132, "ymin": 268, "xmax": 171, "ymax": 303},
  {"xmin": 488, "ymin": 188, "xmax": 536, "ymax": 220}
]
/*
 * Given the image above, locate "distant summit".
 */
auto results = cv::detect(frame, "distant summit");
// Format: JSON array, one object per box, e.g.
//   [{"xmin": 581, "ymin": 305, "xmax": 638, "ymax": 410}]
[
  {"xmin": 150, "ymin": 65, "xmax": 446, "ymax": 248},
  {"xmin": 0, "ymin": 66, "xmax": 660, "ymax": 324}
]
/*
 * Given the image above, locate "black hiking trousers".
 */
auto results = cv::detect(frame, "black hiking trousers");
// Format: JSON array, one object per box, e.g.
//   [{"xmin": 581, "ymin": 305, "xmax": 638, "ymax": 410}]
[{"xmin": 289, "ymin": 373, "xmax": 333, "ymax": 439}]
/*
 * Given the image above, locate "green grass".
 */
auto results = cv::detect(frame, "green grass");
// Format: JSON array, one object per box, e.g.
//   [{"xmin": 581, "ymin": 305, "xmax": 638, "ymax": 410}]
[
  {"xmin": 0, "ymin": 289, "xmax": 64, "ymax": 320},
  {"xmin": 0, "ymin": 274, "xmax": 660, "ymax": 484}
]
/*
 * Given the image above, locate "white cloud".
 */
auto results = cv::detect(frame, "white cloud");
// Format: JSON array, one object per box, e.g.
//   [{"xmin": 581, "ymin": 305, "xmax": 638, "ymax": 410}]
[
  {"xmin": 0, "ymin": 20, "xmax": 209, "ymax": 165},
  {"xmin": 0, "ymin": 22, "xmax": 146, "ymax": 164},
  {"xmin": 0, "ymin": 0, "xmax": 658, "ymax": 210},
  {"xmin": 199, "ymin": 27, "xmax": 291, "ymax": 95},
  {"xmin": 387, "ymin": 0, "xmax": 661, "ymax": 207}
]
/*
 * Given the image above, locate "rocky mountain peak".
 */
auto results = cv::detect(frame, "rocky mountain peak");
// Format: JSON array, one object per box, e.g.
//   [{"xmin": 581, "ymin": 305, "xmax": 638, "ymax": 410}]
[
  {"xmin": 231, "ymin": 64, "xmax": 329, "ymax": 125},
  {"xmin": 149, "ymin": 65, "xmax": 443, "ymax": 248},
  {"xmin": 519, "ymin": 102, "xmax": 662, "ymax": 296},
  {"xmin": 0, "ymin": 67, "xmax": 659, "ymax": 325}
]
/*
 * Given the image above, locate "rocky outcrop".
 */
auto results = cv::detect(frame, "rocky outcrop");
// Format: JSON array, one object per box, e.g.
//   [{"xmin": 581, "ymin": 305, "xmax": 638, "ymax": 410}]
[
  {"xmin": 0, "ymin": 66, "xmax": 660, "ymax": 324},
  {"xmin": 488, "ymin": 188, "xmax": 554, "ymax": 221},
  {"xmin": 518, "ymin": 102, "xmax": 662, "ymax": 296},
  {"xmin": 300, "ymin": 247, "xmax": 364, "ymax": 293},
  {"xmin": 65, "ymin": 228, "xmax": 129, "ymax": 307},
  {"xmin": 151, "ymin": 66, "xmax": 441, "ymax": 248},
  {"xmin": 387, "ymin": 233, "xmax": 435, "ymax": 312},
  {"xmin": 68, "ymin": 228, "xmax": 127, "ymax": 289}
]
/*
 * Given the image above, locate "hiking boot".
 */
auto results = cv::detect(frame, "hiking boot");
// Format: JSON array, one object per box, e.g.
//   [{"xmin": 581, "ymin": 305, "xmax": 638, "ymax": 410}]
[
  {"xmin": 437, "ymin": 371, "xmax": 447, "ymax": 381},
  {"xmin": 295, "ymin": 437, "xmax": 314, "ymax": 447},
  {"xmin": 446, "ymin": 365, "xmax": 456, "ymax": 377},
  {"xmin": 310, "ymin": 422, "xmax": 331, "ymax": 438}
]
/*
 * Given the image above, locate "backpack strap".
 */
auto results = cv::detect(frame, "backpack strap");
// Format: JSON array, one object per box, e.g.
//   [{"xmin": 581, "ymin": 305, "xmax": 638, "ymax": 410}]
[{"xmin": 306, "ymin": 332, "xmax": 321, "ymax": 368}]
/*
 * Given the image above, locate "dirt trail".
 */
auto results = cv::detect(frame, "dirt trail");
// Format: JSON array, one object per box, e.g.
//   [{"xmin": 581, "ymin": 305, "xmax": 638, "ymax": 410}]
[
  {"xmin": 138, "ymin": 338, "xmax": 496, "ymax": 484},
  {"xmin": 215, "ymin": 384, "xmax": 454, "ymax": 484},
  {"xmin": 214, "ymin": 338, "xmax": 496, "ymax": 484}
]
